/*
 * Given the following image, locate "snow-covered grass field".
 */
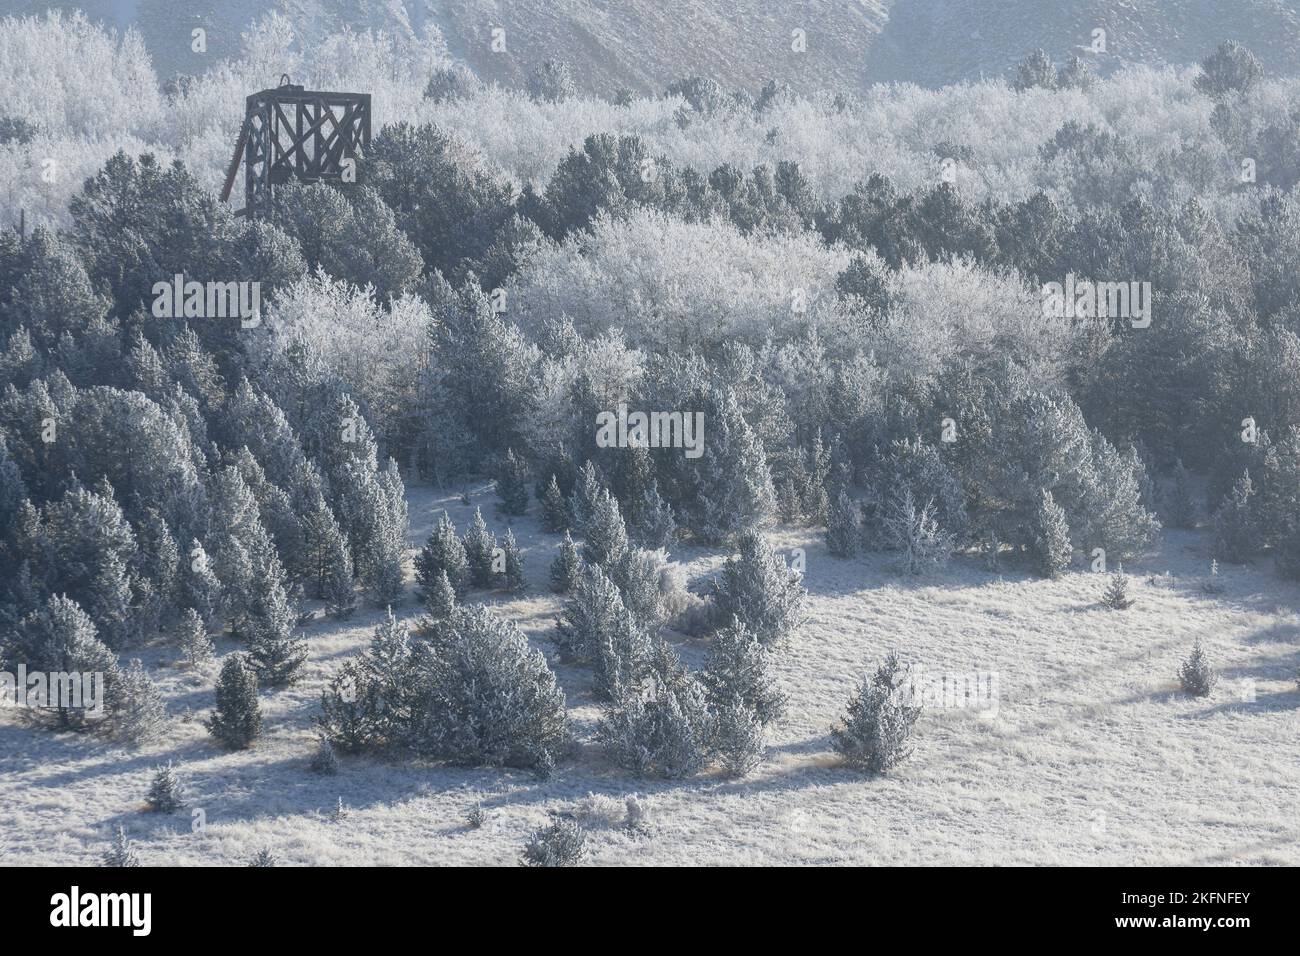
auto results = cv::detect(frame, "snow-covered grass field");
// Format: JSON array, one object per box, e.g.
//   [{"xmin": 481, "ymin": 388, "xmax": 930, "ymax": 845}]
[{"xmin": 3, "ymin": 483, "xmax": 1298, "ymax": 866}]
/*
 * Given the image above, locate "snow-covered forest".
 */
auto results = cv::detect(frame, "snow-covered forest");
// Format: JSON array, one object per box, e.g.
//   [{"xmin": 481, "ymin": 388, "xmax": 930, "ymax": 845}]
[{"xmin": 1, "ymin": 7, "xmax": 1299, "ymax": 867}]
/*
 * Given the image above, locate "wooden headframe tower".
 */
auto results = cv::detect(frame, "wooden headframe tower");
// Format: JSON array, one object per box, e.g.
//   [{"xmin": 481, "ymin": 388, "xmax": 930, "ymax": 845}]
[{"xmin": 220, "ymin": 75, "xmax": 371, "ymax": 218}]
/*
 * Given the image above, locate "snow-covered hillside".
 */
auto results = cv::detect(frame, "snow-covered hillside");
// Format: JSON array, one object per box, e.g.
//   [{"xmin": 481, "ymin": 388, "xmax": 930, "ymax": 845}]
[
  {"xmin": 3, "ymin": 483, "xmax": 1297, "ymax": 866},
  {"xmin": 21, "ymin": 0, "xmax": 1300, "ymax": 93}
]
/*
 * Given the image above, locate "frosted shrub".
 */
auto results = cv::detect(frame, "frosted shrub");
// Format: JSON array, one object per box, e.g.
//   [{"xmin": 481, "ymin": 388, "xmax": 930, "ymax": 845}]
[
  {"xmin": 713, "ymin": 695, "xmax": 765, "ymax": 777},
  {"xmin": 1178, "ymin": 640, "xmax": 1217, "ymax": 697},
  {"xmin": 248, "ymin": 849, "xmax": 277, "ymax": 867},
  {"xmin": 520, "ymin": 817, "xmax": 586, "ymax": 867},
  {"xmin": 574, "ymin": 792, "xmax": 628, "ymax": 829},
  {"xmin": 466, "ymin": 803, "xmax": 486, "ymax": 829},
  {"xmin": 409, "ymin": 605, "xmax": 571, "ymax": 771},
  {"xmin": 831, "ymin": 653, "xmax": 922, "ymax": 773}
]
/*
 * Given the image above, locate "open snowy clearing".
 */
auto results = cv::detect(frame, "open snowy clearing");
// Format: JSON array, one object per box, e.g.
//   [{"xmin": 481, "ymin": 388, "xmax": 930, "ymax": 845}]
[{"xmin": 3, "ymin": 482, "xmax": 1298, "ymax": 866}]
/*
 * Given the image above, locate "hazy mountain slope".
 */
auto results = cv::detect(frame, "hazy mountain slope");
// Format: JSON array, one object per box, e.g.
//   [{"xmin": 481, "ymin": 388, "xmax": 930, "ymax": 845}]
[
  {"xmin": 868, "ymin": 0, "xmax": 1300, "ymax": 86},
  {"xmin": 8, "ymin": 0, "xmax": 1300, "ymax": 93}
]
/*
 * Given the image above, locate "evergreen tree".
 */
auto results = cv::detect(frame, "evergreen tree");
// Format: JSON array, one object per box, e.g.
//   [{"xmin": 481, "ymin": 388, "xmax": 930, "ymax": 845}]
[
  {"xmin": 569, "ymin": 460, "xmax": 604, "ymax": 532},
  {"xmin": 462, "ymin": 507, "xmax": 497, "ymax": 589},
  {"xmin": 556, "ymin": 564, "xmax": 650, "ymax": 700},
  {"xmin": 502, "ymin": 528, "xmax": 526, "ymax": 594},
  {"xmin": 496, "ymin": 448, "xmax": 530, "ymax": 516},
  {"xmin": 1178, "ymin": 639, "xmax": 1217, "ymax": 697},
  {"xmin": 1213, "ymin": 471, "xmax": 1256, "ymax": 563},
  {"xmin": 1102, "ymin": 564, "xmax": 1135, "ymax": 610},
  {"xmin": 1031, "ymin": 489, "xmax": 1072, "ymax": 578},
  {"xmin": 177, "ymin": 539, "xmax": 222, "ymax": 627},
  {"xmin": 360, "ymin": 459, "xmax": 408, "ymax": 605},
  {"xmin": 598, "ymin": 639, "xmax": 715, "ymax": 779},
  {"xmin": 177, "ymin": 607, "xmax": 214, "ymax": 667},
  {"xmin": 631, "ymin": 483, "xmax": 677, "ymax": 548},
  {"xmin": 7, "ymin": 595, "xmax": 120, "ymax": 729},
  {"xmin": 102, "ymin": 825, "xmax": 140, "ymax": 867},
  {"xmin": 713, "ymin": 694, "xmax": 765, "ymax": 777},
  {"xmin": 414, "ymin": 512, "xmax": 470, "ymax": 597},
  {"xmin": 248, "ymin": 849, "xmax": 277, "ymax": 867},
  {"xmin": 144, "ymin": 762, "xmax": 187, "ymax": 813},
  {"xmin": 301, "ymin": 489, "xmax": 355, "ymax": 617},
  {"xmin": 206, "ymin": 654, "xmax": 262, "ymax": 750},
  {"xmin": 712, "ymin": 531, "xmax": 805, "ymax": 646},
  {"xmin": 825, "ymin": 489, "xmax": 860, "ymax": 557},
  {"xmin": 539, "ymin": 474, "xmax": 570, "ymax": 532},
  {"xmin": 242, "ymin": 550, "xmax": 306, "ymax": 688},
  {"xmin": 831, "ymin": 653, "xmax": 921, "ymax": 773},
  {"xmin": 582, "ymin": 489, "xmax": 629, "ymax": 569},
  {"xmin": 700, "ymin": 616, "xmax": 785, "ymax": 726},
  {"xmin": 424, "ymin": 568, "xmax": 457, "ymax": 620},
  {"xmin": 116, "ymin": 658, "xmax": 167, "ymax": 745},
  {"xmin": 550, "ymin": 531, "xmax": 583, "ymax": 593}
]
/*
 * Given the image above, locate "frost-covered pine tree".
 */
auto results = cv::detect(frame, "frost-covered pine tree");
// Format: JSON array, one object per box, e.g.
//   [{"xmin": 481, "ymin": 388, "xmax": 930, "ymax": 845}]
[
  {"xmin": 1213, "ymin": 471, "xmax": 1256, "ymax": 563},
  {"xmin": 1031, "ymin": 489, "xmax": 1072, "ymax": 578},
  {"xmin": 569, "ymin": 460, "xmax": 605, "ymax": 533},
  {"xmin": 206, "ymin": 653, "xmax": 262, "ymax": 750},
  {"xmin": 712, "ymin": 694, "xmax": 765, "ymax": 777},
  {"xmin": 825, "ymin": 488, "xmax": 860, "ymax": 557},
  {"xmin": 631, "ymin": 484, "xmax": 677, "ymax": 548},
  {"xmin": 248, "ymin": 849, "xmax": 277, "ymax": 867},
  {"xmin": 461, "ymin": 507, "xmax": 498, "ymax": 589},
  {"xmin": 9, "ymin": 595, "xmax": 120, "ymax": 729},
  {"xmin": 701, "ymin": 616, "xmax": 785, "ymax": 725},
  {"xmin": 1101, "ymin": 564, "xmax": 1135, "ymax": 610},
  {"xmin": 242, "ymin": 552, "xmax": 307, "ymax": 688},
  {"xmin": 362, "ymin": 459, "xmax": 408, "ymax": 604},
  {"xmin": 582, "ymin": 489, "xmax": 629, "ymax": 569},
  {"xmin": 598, "ymin": 640, "xmax": 715, "ymax": 779},
  {"xmin": 831, "ymin": 652, "xmax": 921, "ymax": 773},
  {"xmin": 177, "ymin": 538, "xmax": 222, "ymax": 627},
  {"xmin": 301, "ymin": 491, "xmax": 355, "ymax": 618},
  {"xmin": 1165, "ymin": 459, "xmax": 1197, "ymax": 530},
  {"xmin": 712, "ymin": 531, "xmax": 805, "ymax": 646},
  {"xmin": 1178, "ymin": 639, "xmax": 1217, "ymax": 697},
  {"xmin": 502, "ymin": 528, "xmax": 526, "ymax": 593},
  {"xmin": 550, "ymin": 531, "xmax": 582, "ymax": 593},
  {"xmin": 408, "ymin": 605, "xmax": 570, "ymax": 771},
  {"xmin": 496, "ymin": 448, "xmax": 530, "ymax": 516},
  {"xmin": 414, "ymin": 512, "xmax": 469, "ymax": 597},
  {"xmin": 540, "ymin": 474, "xmax": 570, "ymax": 533},
  {"xmin": 177, "ymin": 606, "xmax": 215, "ymax": 668},
  {"xmin": 556, "ymin": 564, "xmax": 650, "ymax": 699},
  {"xmin": 145, "ymin": 762, "xmax": 187, "ymax": 813},
  {"xmin": 520, "ymin": 817, "xmax": 586, "ymax": 867},
  {"xmin": 102, "ymin": 825, "xmax": 139, "ymax": 867},
  {"xmin": 116, "ymin": 658, "xmax": 167, "ymax": 745},
  {"xmin": 424, "ymin": 568, "xmax": 457, "ymax": 620}
]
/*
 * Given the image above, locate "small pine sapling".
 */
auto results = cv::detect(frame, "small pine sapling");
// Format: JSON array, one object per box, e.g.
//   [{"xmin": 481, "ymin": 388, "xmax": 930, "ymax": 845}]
[
  {"xmin": 831, "ymin": 652, "xmax": 921, "ymax": 773},
  {"xmin": 206, "ymin": 654, "xmax": 262, "ymax": 750},
  {"xmin": 1178, "ymin": 640, "xmax": 1217, "ymax": 697},
  {"xmin": 102, "ymin": 825, "xmax": 140, "ymax": 867},
  {"xmin": 144, "ymin": 762, "xmax": 187, "ymax": 813},
  {"xmin": 1102, "ymin": 564, "xmax": 1135, "ymax": 609},
  {"xmin": 248, "ymin": 849, "xmax": 276, "ymax": 866}
]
